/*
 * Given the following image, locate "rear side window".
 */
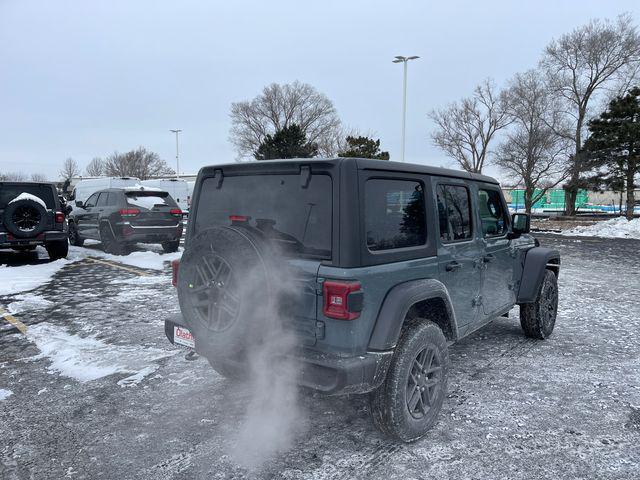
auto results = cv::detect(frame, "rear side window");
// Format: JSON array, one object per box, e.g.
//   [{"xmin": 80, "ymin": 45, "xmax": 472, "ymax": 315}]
[
  {"xmin": 365, "ymin": 179, "xmax": 426, "ymax": 251},
  {"xmin": 125, "ymin": 192, "xmax": 176, "ymax": 210},
  {"xmin": 0, "ymin": 184, "xmax": 55, "ymax": 209},
  {"xmin": 478, "ymin": 188, "xmax": 508, "ymax": 236},
  {"xmin": 437, "ymin": 184, "xmax": 472, "ymax": 242}
]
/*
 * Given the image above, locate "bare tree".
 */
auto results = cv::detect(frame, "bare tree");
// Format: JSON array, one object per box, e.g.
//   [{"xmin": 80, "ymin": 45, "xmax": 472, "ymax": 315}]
[
  {"xmin": 541, "ymin": 13, "xmax": 640, "ymax": 214},
  {"xmin": 104, "ymin": 147, "xmax": 174, "ymax": 180},
  {"xmin": 429, "ymin": 79, "xmax": 511, "ymax": 173},
  {"xmin": 31, "ymin": 173, "xmax": 48, "ymax": 182},
  {"xmin": 495, "ymin": 70, "xmax": 570, "ymax": 213},
  {"xmin": 0, "ymin": 172, "xmax": 28, "ymax": 181},
  {"xmin": 230, "ymin": 81, "xmax": 342, "ymax": 159},
  {"xmin": 86, "ymin": 157, "xmax": 105, "ymax": 177},
  {"xmin": 59, "ymin": 157, "xmax": 80, "ymax": 181}
]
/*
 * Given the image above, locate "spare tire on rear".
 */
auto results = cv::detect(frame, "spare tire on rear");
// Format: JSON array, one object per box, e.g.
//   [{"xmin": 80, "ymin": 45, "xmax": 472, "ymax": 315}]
[
  {"xmin": 3, "ymin": 197, "xmax": 48, "ymax": 238},
  {"xmin": 177, "ymin": 226, "xmax": 281, "ymax": 368}
]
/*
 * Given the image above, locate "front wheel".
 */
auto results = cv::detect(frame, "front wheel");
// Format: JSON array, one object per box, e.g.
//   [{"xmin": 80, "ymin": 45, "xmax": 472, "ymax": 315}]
[
  {"xmin": 370, "ymin": 319, "xmax": 449, "ymax": 442},
  {"xmin": 520, "ymin": 269, "xmax": 558, "ymax": 339},
  {"xmin": 68, "ymin": 221, "xmax": 84, "ymax": 246}
]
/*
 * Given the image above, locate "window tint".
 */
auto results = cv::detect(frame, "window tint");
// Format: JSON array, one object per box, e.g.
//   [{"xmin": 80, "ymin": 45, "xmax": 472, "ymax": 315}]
[
  {"xmin": 195, "ymin": 174, "xmax": 332, "ymax": 259},
  {"xmin": 125, "ymin": 192, "xmax": 175, "ymax": 210},
  {"xmin": 478, "ymin": 189, "xmax": 508, "ymax": 236},
  {"xmin": 96, "ymin": 193, "xmax": 109, "ymax": 207},
  {"xmin": 85, "ymin": 193, "xmax": 99, "ymax": 208},
  {"xmin": 365, "ymin": 179, "xmax": 426, "ymax": 251},
  {"xmin": 437, "ymin": 184, "xmax": 472, "ymax": 242}
]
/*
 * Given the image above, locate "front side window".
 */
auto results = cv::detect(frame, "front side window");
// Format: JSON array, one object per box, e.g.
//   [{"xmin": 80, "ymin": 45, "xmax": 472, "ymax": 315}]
[
  {"xmin": 437, "ymin": 184, "xmax": 472, "ymax": 242},
  {"xmin": 85, "ymin": 193, "xmax": 99, "ymax": 208},
  {"xmin": 96, "ymin": 193, "xmax": 109, "ymax": 207},
  {"xmin": 365, "ymin": 179, "xmax": 426, "ymax": 251},
  {"xmin": 478, "ymin": 188, "xmax": 508, "ymax": 236}
]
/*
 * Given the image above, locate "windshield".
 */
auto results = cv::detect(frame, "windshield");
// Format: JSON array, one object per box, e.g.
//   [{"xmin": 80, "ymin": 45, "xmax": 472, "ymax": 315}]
[
  {"xmin": 195, "ymin": 174, "xmax": 332, "ymax": 259},
  {"xmin": 0, "ymin": 184, "xmax": 55, "ymax": 209}
]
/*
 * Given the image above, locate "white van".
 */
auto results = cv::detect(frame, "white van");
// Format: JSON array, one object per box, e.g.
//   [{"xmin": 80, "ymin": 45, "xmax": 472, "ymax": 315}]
[
  {"xmin": 71, "ymin": 177, "xmax": 141, "ymax": 203},
  {"xmin": 141, "ymin": 178, "xmax": 191, "ymax": 212}
]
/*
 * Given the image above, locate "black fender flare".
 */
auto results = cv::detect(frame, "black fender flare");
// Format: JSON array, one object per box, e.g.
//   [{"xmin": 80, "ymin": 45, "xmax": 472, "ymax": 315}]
[
  {"xmin": 368, "ymin": 278, "xmax": 458, "ymax": 351},
  {"xmin": 517, "ymin": 247, "xmax": 560, "ymax": 303}
]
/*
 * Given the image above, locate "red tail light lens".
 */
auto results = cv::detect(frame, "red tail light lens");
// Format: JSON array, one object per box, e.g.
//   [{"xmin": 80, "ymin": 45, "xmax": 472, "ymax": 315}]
[
  {"xmin": 54, "ymin": 211, "xmax": 65, "ymax": 223},
  {"xmin": 323, "ymin": 280, "xmax": 363, "ymax": 320},
  {"xmin": 171, "ymin": 259, "xmax": 180, "ymax": 287},
  {"xmin": 229, "ymin": 215, "xmax": 249, "ymax": 222},
  {"xmin": 170, "ymin": 208, "xmax": 182, "ymax": 217},
  {"xmin": 119, "ymin": 208, "xmax": 140, "ymax": 217}
]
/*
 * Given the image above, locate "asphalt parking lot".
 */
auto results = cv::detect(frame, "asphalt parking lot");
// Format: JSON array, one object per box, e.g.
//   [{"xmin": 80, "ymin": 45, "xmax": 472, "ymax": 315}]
[{"xmin": 0, "ymin": 234, "xmax": 639, "ymax": 480}]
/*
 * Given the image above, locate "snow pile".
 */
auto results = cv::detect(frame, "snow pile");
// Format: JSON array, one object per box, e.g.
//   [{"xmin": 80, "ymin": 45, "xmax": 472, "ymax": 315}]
[
  {"xmin": 7, "ymin": 293, "xmax": 53, "ymax": 314},
  {"xmin": 563, "ymin": 217, "xmax": 640, "ymax": 239},
  {"xmin": 0, "ymin": 388, "xmax": 12, "ymax": 401},
  {"xmin": 69, "ymin": 244, "xmax": 182, "ymax": 271},
  {"xmin": 8, "ymin": 192, "xmax": 47, "ymax": 208},
  {"xmin": 27, "ymin": 323, "xmax": 175, "ymax": 385}
]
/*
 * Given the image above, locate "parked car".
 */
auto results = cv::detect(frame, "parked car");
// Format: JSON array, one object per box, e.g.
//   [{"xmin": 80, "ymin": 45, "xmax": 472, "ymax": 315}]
[
  {"xmin": 0, "ymin": 181, "xmax": 69, "ymax": 260},
  {"xmin": 141, "ymin": 178, "xmax": 191, "ymax": 213},
  {"xmin": 70, "ymin": 177, "xmax": 140, "ymax": 204},
  {"xmin": 68, "ymin": 187, "xmax": 183, "ymax": 254},
  {"xmin": 167, "ymin": 158, "xmax": 560, "ymax": 441}
]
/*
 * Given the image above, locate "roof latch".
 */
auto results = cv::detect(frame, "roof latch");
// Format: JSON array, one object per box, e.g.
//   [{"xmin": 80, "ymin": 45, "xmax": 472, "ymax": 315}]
[
  {"xmin": 213, "ymin": 168, "xmax": 224, "ymax": 189},
  {"xmin": 300, "ymin": 165, "xmax": 311, "ymax": 189}
]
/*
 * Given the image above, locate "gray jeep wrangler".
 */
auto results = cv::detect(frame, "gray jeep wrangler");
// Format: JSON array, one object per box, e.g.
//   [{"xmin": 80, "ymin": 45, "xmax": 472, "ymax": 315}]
[{"xmin": 166, "ymin": 158, "xmax": 560, "ymax": 441}]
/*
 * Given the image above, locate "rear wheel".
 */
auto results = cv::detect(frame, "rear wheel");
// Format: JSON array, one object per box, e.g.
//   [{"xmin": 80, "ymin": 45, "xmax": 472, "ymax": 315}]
[
  {"xmin": 100, "ymin": 224, "xmax": 124, "ymax": 255},
  {"xmin": 68, "ymin": 221, "xmax": 84, "ymax": 246},
  {"xmin": 162, "ymin": 240, "xmax": 180, "ymax": 253},
  {"xmin": 520, "ymin": 269, "xmax": 558, "ymax": 339},
  {"xmin": 370, "ymin": 319, "xmax": 449, "ymax": 442},
  {"xmin": 45, "ymin": 239, "xmax": 69, "ymax": 260}
]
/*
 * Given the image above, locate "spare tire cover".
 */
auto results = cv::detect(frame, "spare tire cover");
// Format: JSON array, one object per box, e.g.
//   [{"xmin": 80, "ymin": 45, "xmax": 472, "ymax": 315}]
[
  {"xmin": 3, "ymin": 197, "xmax": 48, "ymax": 238},
  {"xmin": 177, "ymin": 226, "xmax": 281, "ymax": 361}
]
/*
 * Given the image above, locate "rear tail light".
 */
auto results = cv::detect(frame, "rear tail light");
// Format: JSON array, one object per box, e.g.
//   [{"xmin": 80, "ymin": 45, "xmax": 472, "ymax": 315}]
[
  {"xmin": 323, "ymin": 280, "xmax": 363, "ymax": 320},
  {"xmin": 171, "ymin": 260, "xmax": 180, "ymax": 286},
  {"xmin": 54, "ymin": 211, "xmax": 65, "ymax": 223},
  {"xmin": 170, "ymin": 208, "xmax": 182, "ymax": 217},
  {"xmin": 229, "ymin": 215, "xmax": 249, "ymax": 223},
  {"xmin": 119, "ymin": 208, "xmax": 140, "ymax": 217}
]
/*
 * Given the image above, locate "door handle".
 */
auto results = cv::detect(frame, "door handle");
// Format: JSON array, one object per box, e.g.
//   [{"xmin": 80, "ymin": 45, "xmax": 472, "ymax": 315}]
[
  {"xmin": 483, "ymin": 254, "xmax": 495, "ymax": 263},
  {"xmin": 445, "ymin": 261, "xmax": 462, "ymax": 272}
]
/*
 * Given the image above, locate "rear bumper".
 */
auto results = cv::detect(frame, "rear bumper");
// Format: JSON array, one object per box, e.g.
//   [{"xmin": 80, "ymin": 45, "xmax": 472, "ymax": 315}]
[
  {"xmin": 0, "ymin": 230, "xmax": 67, "ymax": 247},
  {"xmin": 119, "ymin": 222, "xmax": 182, "ymax": 243},
  {"xmin": 164, "ymin": 317, "xmax": 392, "ymax": 395}
]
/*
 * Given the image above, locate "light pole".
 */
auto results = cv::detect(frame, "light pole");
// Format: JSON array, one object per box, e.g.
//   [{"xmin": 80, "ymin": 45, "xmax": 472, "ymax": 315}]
[
  {"xmin": 170, "ymin": 129, "xmax": 182, "ymax": 178},
  {"xmin": 392, "ymin": 55, "xmax": 419, "ymax": 162}
]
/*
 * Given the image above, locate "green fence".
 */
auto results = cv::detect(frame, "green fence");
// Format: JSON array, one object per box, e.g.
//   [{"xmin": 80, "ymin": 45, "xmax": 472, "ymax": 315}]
[{"xmin": 508, "ymin": 189, "xmax": 589, "ymax": 210}]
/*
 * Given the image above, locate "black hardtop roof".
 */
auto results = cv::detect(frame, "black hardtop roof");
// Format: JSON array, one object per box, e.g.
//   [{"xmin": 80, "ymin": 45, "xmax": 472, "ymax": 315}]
[
  {"xmin": 198, "ymin": 157, "xmax": 499, "ymax": 185},
  {"xmin": 0, "ymin": 181, "xmax": 57, "ymax": 187}
]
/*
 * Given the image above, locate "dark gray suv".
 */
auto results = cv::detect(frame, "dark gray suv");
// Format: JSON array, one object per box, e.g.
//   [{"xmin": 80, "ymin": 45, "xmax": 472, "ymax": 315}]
[{"xmin": 166, "ymin": 158, "xmax": 560, "ymax": 441}]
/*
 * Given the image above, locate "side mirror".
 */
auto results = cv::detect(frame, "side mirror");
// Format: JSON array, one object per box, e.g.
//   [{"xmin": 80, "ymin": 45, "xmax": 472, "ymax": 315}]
[
  {"xmin": 75, "ymin": 200, "xmax": 84, "ymax": 208},
  {"xmin": 508, "ymin": 213, "xmax": 530, "ymax": 239}
]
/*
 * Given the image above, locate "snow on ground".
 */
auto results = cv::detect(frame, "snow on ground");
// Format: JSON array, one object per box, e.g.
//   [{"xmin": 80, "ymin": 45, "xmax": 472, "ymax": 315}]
[
  {"xmin": 26, "ymin": 323, "xmax": 176, "ymax": 384},
  {"xmin": 69, "ymin": 242, "xmax": 182, "ymax": 271},
  {"xmin": 0, "ymin": 389, "xmax": 12, "ymax": 401},
  {"xmin": 562, "ymin": 216, "xmax": 640, "ymax": 239},
  {"xmin": 0, "ymin": 258, "xmax": 71, "ymax": 296},
  {"xmin": 110, "ymin": 275, "xmax": 167, "ymax": 286},
  {"xmin": 7, "ymin": 294, "xmax": 53, "ymax": 314}
]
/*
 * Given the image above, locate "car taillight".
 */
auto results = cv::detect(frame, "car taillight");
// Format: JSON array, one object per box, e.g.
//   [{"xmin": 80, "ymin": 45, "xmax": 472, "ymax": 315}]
[
  {"xmin": 171, "ymin": 260, "xmax": 180, "ymax": 287},
  {"xmin": 229, "ymin": 215, "xmax": 249, "ymax": 222},
  {"xmin": 55, "ymin": 211, "xmax": 65, "ymax": 223},
  {"xmin": 170, "ymin": 208, "xmax": 182, "ymax": 217},
  {"xmin": 119, "ymin": 208, "xmax": 140, "ymax": 217},
  {"xmin": 322, "ymin": 280, "xmax": 363, "ymax": 320}
]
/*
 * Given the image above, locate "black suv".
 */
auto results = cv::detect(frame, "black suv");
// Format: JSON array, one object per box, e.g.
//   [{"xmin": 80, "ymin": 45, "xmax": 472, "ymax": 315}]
[
  {"xmin": 0, "ymin": 182, "xmax": 69, "ymax": 260},
  {"xmin": 68, "ymin": 187, "xmax": 183, "ymax": 254},
  {"xmin": 167, "ymin": 158, "xmax": 560, "ymax": 441}
]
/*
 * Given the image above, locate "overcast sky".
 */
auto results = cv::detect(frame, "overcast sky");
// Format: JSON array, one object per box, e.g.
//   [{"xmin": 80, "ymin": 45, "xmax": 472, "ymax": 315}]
[{"xmin": 1, "ymin": 0, "xmax": 639, "ymax": 181}]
